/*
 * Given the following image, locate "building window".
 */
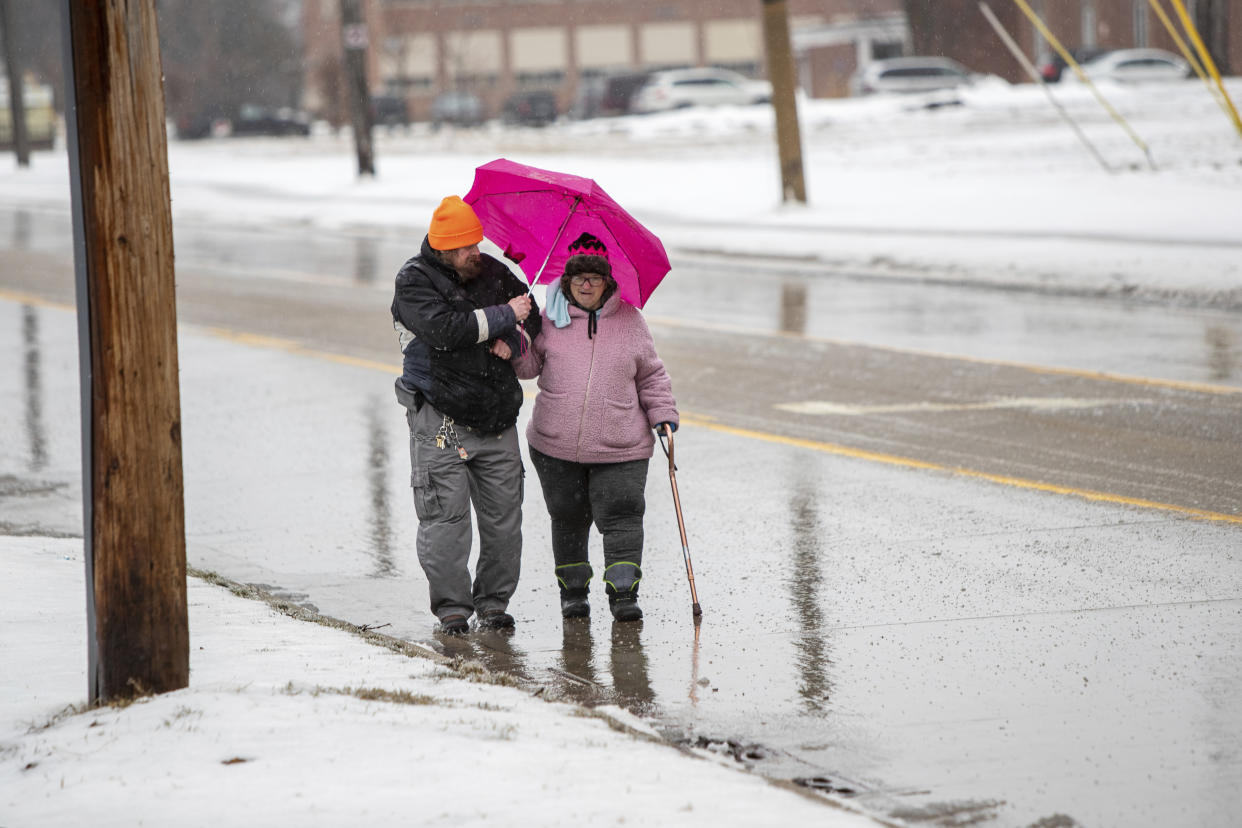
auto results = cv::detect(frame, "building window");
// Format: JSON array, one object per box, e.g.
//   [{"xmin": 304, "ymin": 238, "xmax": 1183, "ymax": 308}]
[
  {"xmin": 515, "ymin": 70, "xmax": 566, "ymax": 88},
  {"xmin": 1133, "ymin": 0, "xmax": 1149, "ymax": 47},
  {"xmin": 1081, "ymin": 0, "xmax": 1097, "ymax": 47},
  {"xmin": 451, "ymin": 73, "xmax": 500, "ymax": 90},
  {"xmin": 511, "ymin": 27, "xmax": 569, "ymax": 73},
  {"xmin": 705, "ymin": 19, "xmax": 761, "ymax": 65},
  {"xmin": 640, "ymin": 21, "xmax": 695, "ymax": 67},
  {"xmin": 385, "ymin": 76, "xmax": 435, "ymax": 93},
  {"xmin": 576, "ymin": 24, "xmax": 632, "ymax": 70}
]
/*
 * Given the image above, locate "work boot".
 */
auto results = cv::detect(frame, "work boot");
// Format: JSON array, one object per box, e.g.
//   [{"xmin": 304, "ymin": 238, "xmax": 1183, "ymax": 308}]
[
  {"xmin": 604, "ymin": 562, "xmax": 643, "ymax": 622},
  {"xmin": 438, "ymin": 614, "xmax": 469, "ymax": 635},
  {"xmin": 556, "ymin": 562, "xmax": 593, "ymax": 619},
  {"xmin": 478, "ymin": 609, "xmax": 515, "ymax": 630}
]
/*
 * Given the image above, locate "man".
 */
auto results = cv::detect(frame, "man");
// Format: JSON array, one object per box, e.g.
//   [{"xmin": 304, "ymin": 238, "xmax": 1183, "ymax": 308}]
[{"xmin": 391, "ymin": 195, "xmax": 540, "ymax": 634}]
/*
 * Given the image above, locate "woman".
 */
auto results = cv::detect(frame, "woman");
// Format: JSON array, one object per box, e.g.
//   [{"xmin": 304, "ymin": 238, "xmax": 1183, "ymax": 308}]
[{"xmin": 514, "ymin": 232, "xmax": 678, "ymax": 622}]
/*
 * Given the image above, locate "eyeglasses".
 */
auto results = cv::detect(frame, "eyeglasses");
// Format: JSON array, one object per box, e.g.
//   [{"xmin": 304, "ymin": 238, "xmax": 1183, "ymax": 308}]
[{"xmin": 570, "ymin": 275, "xmax": 605, "ymax": 286}]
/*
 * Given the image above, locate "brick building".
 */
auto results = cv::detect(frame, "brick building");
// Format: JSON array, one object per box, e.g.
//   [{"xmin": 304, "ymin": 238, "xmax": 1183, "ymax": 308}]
[
  {"xmin": 301, "ymin": 0, "xmax": 905, "ymax": 123},
  {"xmin": 301, "ymin": 0, "xmax": 1238, "ymax": 123},
  {"xmin": 907, "ymin": 0, "xmax": 1238, "ymax": 84}
]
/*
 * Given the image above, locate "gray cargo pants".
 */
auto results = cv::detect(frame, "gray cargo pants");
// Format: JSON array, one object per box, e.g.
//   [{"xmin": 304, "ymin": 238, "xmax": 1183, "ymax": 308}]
[{"xmin": 406, "ymin": 402, "xmax": 524, "ymax": 622}]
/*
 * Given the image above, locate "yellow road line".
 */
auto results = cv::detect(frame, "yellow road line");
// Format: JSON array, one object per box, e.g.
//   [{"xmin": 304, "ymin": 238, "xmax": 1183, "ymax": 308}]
[
  {"xmin": 11, "ymin": 288, "xmax": 1238, "ymax": 397},
  {"xmin": 202, "ymin": 327, "xmax": 395, "ymax": 373},
  {"xmin": 646, "ymin": 314, "xmax": 1242, "ymax": 397},
  {"xmin": 8, "ymin": 289, "xmax": 1238, "ymax": 525},
  {"xmin": 680, "ymin": 415, "xmax": 1242, "ymax": 526},
  {"xmin": 0, "ymin": 288, "xmax": 73, "ymax": 311}
]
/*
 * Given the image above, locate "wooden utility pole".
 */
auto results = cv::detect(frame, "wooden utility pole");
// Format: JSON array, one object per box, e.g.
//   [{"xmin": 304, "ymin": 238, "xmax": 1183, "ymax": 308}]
[
  {"xmin": 340, "ymin": 0, "xmax": 375, "ymax": 177},
  {"xmin": 760, "ymin": 0, "xmax": 807, "ymax": 204},
  {"xmin": 61, "ymin": 0, "xmax": 189, "ymax": 703},
  {"xmin": 0, "ymin": 0, "xmax": 31, "ymax": 166}
]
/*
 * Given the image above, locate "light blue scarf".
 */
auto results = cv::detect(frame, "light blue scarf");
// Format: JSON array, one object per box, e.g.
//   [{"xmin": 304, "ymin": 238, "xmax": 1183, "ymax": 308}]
[{"xmin": 546, "ymin": 283, "xmax": 571, "ymax": 328}]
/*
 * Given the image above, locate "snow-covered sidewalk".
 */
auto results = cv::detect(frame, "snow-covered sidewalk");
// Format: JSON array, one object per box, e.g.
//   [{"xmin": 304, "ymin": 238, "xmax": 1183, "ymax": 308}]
[{"xmin": 0, "ymin": 536, "xmax": 882, "ymax": 827}]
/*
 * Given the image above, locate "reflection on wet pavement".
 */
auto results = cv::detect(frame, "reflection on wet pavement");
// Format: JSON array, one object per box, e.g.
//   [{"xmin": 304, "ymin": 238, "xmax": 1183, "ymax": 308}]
[
  {"xmin": 22, "ymin": 305, "xmax": 48, "ymax": 472},
  {"xmin": 787, "ymin": 468, "xmax": 831, "ymax": 716},
  {"xmin": 1205, "ymin": 325, "xmax": 1236, "ymax": 381},
  {"xmin": 779, "ymin": 281, "xmax": 807, "ymax": 335},
  {"xmin": 353, "ymin": 235, "xmax": 380, "ymax": 285},
  {"xmin": 365, "ymin": 398, "xmax": 397, "ymax": 577},
  {"xmin": 609, "ymin": 621, "xmax": 655, "ymax": 713},
  {"xmin": 11, "ymin": 209, "xmax": 31, "ymax": 250}
]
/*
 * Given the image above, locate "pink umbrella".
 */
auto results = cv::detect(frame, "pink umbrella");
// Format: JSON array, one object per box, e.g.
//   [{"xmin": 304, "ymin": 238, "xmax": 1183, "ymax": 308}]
[{"xmin": 464, "ymin": 158, "xmax": 671, "ymax": 308}]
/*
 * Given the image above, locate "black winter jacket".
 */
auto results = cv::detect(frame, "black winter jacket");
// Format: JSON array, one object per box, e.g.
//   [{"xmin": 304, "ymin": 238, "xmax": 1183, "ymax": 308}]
[{"xmin": 391, "ymin": 236, "xmax": 541, "ymax": 434}]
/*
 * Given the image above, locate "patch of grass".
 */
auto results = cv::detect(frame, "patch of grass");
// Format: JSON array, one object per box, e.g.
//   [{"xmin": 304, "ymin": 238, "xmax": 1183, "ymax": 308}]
[
  {"xmin": 282, "ymin": 683, "xmax": 440, "ymax": 707},
  {"xmin": 189, "ymin": 567, "xmax": 447, "ymax": 664}
]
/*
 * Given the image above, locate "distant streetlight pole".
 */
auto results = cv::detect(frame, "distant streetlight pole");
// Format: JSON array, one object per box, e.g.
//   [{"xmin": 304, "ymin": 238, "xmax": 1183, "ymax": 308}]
[
  {"xmin": 60, "ymin": 0, "xmax": 189, "ymax": 703},
  {"xmin": 760, "ymin": 0, "xmax": 807, "ymax": 204},
  {"xmin": 0, "ymin": 0, "xmax": 31, "ymax": 166},
  {"xmin": 340, "ymin": 0, "xmax": 375, "ymax": 177}
]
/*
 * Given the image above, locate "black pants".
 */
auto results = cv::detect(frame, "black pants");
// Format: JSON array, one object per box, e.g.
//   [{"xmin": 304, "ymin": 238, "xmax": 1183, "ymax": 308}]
[{"xmin": 528, "ymin": 447, "xmax": 649, "ymax": 570}]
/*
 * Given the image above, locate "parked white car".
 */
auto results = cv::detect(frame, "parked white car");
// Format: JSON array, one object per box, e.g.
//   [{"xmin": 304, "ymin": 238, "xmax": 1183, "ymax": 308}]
[
  {"xmin": 1075, "ymin": 48, "xmax": 1190, "ymax": 83},
  {"xmin": 849, "ymin": 57, "xmax": 974, "ymax": 96},
  {"xmin": 630, "ymin": 67, "xmax": 772, "ymax": 114}
]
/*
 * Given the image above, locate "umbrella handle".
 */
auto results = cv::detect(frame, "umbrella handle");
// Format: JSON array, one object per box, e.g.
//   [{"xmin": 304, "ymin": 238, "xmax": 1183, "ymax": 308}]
[{"xmin": 531, "ymin": 195, "xmax": 581, "ymax": 285}]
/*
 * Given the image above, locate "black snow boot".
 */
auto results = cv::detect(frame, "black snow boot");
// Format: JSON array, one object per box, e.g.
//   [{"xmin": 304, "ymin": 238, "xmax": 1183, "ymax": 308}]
[
  {"xmin": 556, "ymin": 562, "xmax": 593, "ymax": 619},
  {"xmin": 604, "ymin": 562, "xmax": 643, "ymax": 622}
]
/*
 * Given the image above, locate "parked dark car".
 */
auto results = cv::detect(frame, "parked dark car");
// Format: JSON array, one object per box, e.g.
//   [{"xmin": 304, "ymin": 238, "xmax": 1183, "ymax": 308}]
[
  {"xmin": 571, "ymin": 71, "xmax": 651, "ymax": 119},
  {"xmin": 174, "ymin": 108, "xmax": 230, "ymax": 140},
  {"xmin": 502, "ymin": 90, "xmax": 558, "ymax": 126},
  {"xmin": 1038, "ymin": 47, "xmax": 1111, "ymax": 82},
  {"xmin": 370, "ymin": 94, "xmax": 410, "ymax": 128},
  {"xmin": 429, "ymin": 91, "xmax": 484, "ymax": 128},
  {"xmin": 231, "ymin": 104, "xmax": 311, "ymax": 137}
]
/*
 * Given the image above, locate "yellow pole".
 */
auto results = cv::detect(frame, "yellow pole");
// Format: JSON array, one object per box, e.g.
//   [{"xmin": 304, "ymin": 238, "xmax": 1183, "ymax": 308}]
[
  {"xmin": 1011, "ymin": 0, "xmax": 1155, "ymax": 169},
  {"xmin": 1165, "ymin": 0, "xmax": 1242, "ymax": 139},
  {"xmin": 978, "ymin": 2, "xmax": 1111, "ymax": 172},
  {"xmin": 1146, "ymin": 0, "xmax": 1207, "ymax": 81},
  {"xmin": 1148, "ymin": 0, "xmax": 1232, "ymax": 121}
]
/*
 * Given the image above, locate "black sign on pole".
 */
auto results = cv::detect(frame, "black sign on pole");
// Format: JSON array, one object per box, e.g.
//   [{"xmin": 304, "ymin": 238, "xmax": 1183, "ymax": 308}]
[{"xmin": 340, "ymin": 0, "xmax": 375, "ymax": 177}]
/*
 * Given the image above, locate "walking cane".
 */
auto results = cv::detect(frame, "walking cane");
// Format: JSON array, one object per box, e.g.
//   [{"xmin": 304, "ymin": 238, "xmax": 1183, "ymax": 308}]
[{"xmin": 659, "ymin": 426, "xmax": 702, "ymax": 621}]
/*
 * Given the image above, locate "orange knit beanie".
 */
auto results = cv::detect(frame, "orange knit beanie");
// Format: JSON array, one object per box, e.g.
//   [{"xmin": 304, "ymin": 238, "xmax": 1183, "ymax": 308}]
[{"xmin": 428, "ymin": 196, "xmax": 484, "ymax": 250}]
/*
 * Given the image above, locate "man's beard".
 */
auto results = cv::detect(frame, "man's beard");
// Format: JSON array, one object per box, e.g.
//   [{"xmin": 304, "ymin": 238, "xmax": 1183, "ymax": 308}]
[{"xmin": 455, "ymin": 255, "xmax": 482, "ymax": 281}]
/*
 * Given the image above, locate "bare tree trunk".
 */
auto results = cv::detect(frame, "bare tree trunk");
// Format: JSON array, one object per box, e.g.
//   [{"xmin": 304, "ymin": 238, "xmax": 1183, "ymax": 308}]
[
  {"xmin": 62, "ymin": 0, "xmax": 188, "ymax": 703},
  {"xmin": 761, "ymin": 0, "xmax": 806, "ymax": 204},
  {"xmin": 0, "ymin": 0, "xmax": 31, "ymax": 165}
]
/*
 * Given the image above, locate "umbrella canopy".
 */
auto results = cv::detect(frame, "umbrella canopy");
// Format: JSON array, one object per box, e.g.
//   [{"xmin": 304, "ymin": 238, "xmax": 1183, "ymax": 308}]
[{"xmin": 464, "ymin": 158, "xmax": 671, "ymax": 309}]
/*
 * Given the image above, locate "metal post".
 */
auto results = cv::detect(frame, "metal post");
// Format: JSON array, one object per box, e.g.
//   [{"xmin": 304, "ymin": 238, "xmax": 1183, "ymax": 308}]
[
  {"xmin": 61, "ymin": 0, "xmax": 189, "ymax": 703},
  {"xmin": 340, "ymin": 0, "xmax": 375, "ymax": 177},
  {"xmin": 760, "ymin": 0, "xmax": 807, "ymax": 204}
]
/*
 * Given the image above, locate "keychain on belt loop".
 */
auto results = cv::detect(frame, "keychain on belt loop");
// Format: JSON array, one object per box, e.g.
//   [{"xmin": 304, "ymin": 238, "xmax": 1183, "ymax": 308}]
[{"xmin": 435, "ymin": 415, "xmax": 469, "ymax": 460}]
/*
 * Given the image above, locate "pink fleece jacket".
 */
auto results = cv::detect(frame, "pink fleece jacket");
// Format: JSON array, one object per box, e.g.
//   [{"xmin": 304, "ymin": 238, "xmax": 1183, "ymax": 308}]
[{"xmin": 514, "ymin": 293, "xmax": 678, "ymax": 464}]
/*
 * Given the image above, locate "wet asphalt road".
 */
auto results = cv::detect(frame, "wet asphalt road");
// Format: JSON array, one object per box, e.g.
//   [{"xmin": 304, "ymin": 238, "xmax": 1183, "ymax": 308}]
[{"xmin": 2, "ymin": 207, "xmax": 1241, "ymax": 827}]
